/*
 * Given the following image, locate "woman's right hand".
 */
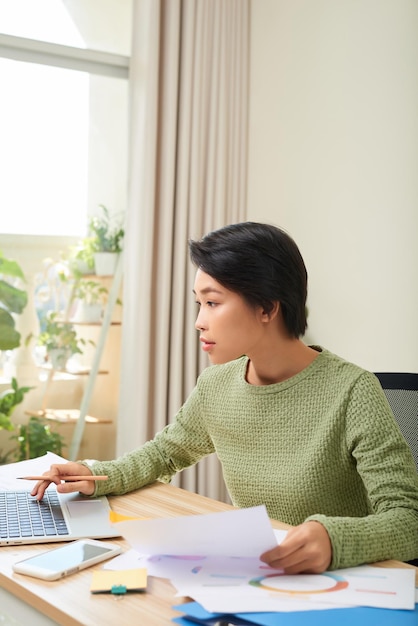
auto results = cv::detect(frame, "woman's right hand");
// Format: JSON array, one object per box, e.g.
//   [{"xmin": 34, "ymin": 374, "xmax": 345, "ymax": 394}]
[{"xmin": 30, "ymin": 462, "xmax": 94, "ymax": 500}]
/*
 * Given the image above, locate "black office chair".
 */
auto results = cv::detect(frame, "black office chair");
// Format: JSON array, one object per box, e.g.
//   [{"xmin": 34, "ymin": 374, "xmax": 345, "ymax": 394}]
[
  {"xmin": 374, "ymin": 372, "xmax": 418, "ymax": 471},
  {"xmin": 375, "ymin": 373, "xmax": 418, "ymax": 567}
]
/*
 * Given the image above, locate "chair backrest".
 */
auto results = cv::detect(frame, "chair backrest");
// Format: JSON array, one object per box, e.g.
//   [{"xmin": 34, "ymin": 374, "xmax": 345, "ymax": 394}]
[{"xmin": 374, "ymin": 372, "xmax": 418, "ymax": 471}]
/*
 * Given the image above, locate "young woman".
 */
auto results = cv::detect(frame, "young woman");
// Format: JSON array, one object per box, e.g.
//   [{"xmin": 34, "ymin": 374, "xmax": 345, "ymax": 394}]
[{"xmin": 32, "ymin": 222, "xmax": 418, "ymax": 574}]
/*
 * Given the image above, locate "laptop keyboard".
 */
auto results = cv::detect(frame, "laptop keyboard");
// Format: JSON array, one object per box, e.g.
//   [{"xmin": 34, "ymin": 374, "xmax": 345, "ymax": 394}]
[{"xmin": 0, "ymin": 490, "xmax": 69, "ymax": 540}]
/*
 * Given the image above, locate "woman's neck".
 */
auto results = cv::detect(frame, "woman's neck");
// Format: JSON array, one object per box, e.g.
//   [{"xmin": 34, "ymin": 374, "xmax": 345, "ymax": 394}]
[{"xmin": 246, "ymin": 340, "xmax": 319, "ymax": 386}]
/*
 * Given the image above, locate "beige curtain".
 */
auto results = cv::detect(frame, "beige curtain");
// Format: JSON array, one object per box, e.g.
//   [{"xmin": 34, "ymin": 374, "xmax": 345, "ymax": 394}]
[{"xmin": 118, "ymin": 0, "xmax": 249, "ymax": 502}]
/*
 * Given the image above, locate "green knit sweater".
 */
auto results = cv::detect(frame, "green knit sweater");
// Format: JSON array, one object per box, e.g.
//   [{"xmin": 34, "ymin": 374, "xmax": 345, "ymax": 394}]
[{"xmin": 87, "ymin": 348, "xmax": 418, "ymax": 569}]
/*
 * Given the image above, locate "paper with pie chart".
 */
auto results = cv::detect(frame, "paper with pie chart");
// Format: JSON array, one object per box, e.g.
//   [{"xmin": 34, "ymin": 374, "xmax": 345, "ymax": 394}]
[
  {"xmin": 106, "ymin": 549, "xmax": 415, "ymax": 613},
  {"xmin": 115, "ymin": 506, "xmax": 415, "ymax": 613},
  {"xmin": 169, "ymin": 561, "xmax": 415, "ymax": 613}
]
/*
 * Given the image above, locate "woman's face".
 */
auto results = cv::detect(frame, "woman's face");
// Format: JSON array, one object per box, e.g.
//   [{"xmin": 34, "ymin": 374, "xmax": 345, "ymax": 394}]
[{"xmin": 193, "ymin": 269, "xmax": 265, "ymax": 365}]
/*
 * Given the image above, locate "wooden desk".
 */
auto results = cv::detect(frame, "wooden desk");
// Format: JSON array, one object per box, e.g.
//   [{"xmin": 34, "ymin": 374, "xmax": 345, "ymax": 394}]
[{"xmin": 0, "ymin": 482, "xmax": 416, "ymax": 626}]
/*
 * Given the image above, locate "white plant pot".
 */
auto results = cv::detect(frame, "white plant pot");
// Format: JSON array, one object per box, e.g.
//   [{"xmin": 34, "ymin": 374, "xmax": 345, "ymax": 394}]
[
  {"xmin": 73, "ymin": 259, "xmax": 92, "ymax": 275},
  {"xmin": 94, "ymin": 252, "xmax": 119, "ymax": 276},
  {"xmin": 48, "ymin": 348, "xmax": 71, "ymax": 371},
  {"xmin": 71, "ymin": 301, "xmax": 103, "ymax": 324}
]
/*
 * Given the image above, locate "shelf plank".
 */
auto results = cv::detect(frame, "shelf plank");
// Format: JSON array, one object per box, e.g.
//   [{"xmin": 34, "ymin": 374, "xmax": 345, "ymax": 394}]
[
  {"xmin": 38, "ymin": 366, "xmax": 109, "ymax": 376},
  {"xmin": 69, "ymin": 320, "xmax": 122, "ymax": 326},
  {"xmin": 25, "ymin": 409, "xmax": 112, "ymax": 425}
]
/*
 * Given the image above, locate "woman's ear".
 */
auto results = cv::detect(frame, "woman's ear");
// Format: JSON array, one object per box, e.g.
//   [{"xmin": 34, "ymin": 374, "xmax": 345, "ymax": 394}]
[{"xmin": 261, "ymin": 301, "xmax": 280, "ymax": 322}]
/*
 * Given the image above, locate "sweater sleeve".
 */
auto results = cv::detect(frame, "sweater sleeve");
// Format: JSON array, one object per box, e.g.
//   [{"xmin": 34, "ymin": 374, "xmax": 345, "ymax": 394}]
[
  {"xmin": 82, "ymin": 384, "xmax": 215, "ymax": 497},
  {"xmin": 306, "ymin": 371, "xmax": 418, "ymax": 569}
]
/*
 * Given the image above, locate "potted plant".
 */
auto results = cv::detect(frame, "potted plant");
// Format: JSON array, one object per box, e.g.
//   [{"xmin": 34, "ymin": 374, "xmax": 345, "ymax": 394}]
[
  {"xmin": 70, "ymin": 279, "xmax": 109, "ymax": 323},
  {"xmin": 36, "ymin": 311, "xmax": 89, "ymax": 370},
  {"xmin": 12, "ymin": 415, "xmax": 65, "ymax": 461},
  {"xmin": 88, "ymin": 204, "xmax": 124, "ymax": 276},
  {"xmin": 65, "ymin": 236, "xmax": 96, "ymax": 278}
]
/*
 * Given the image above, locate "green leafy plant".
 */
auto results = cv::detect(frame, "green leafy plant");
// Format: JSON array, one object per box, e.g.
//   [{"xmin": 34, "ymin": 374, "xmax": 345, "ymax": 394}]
[
  {"xmin": 29, "ymin": 311, "xmax": 94, "ymax": 370},
  {"xmin": 65, "ymin": 237, "xmax": 96, "ymax": 277},
  {"xmin": 37, "ymin": 311, "xmax": 86, "ymax": 355},
  {"xmin": 0, "ymin": 251, "xmax": 28, "ymax": 350},
  {"xmin": 0, "ymin": 448, "xmax": 13, "ymax": 465},
  {"xmin": 71, "ymin": 279, "xmax": 109, "ymax": 306},
  {"xmin": 12, "ymin": 416, "xmax": 65, "ymax": 461},
  {"xmin": 0, "ymin": 377, "xmax": 33, "ymax": 432},
  {"xmin": 0, "ymin": 253, "xmax": 34, "ymax": 462},
  {"xmin": 70, "ymin": 279, "xmax": 121, "ymax": 308},
  {"xmin": 0, "ymin": 377, "xmax": 35, "ymax": 465},
  {"xmin": 88, "ymin": 205, "xmax": 125, "ymax": 253}
]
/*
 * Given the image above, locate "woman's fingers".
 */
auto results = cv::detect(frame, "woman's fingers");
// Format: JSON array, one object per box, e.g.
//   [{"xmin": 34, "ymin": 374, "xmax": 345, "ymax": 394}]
[
  {"xmin": 260, "ymin": 521, "xmax": 332, "ymax": 574},
  {"xmin": 30, "ymin": 462, "xmax": 94, "ymax": 499}
]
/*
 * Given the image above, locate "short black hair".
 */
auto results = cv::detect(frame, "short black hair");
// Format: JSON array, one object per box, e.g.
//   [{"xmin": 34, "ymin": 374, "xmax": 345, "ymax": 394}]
[{"xmin": 189, "ymin": 222, "xmax": 308, "ymax": 338}]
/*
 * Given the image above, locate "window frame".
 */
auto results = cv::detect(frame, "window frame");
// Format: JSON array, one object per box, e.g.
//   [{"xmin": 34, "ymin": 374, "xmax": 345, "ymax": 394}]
[{"xmin": 0, "ymin": 33, "xmax": 129, "ymax": 78}]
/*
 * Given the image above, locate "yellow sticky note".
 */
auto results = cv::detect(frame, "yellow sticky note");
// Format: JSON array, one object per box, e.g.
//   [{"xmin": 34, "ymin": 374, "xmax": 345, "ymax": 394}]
[
  {"xmin": 109, "ymin": 511, "xmax": 148, "ymax": 523},
  {"xmin": 90, "ymin": 568, "xmax": 147, "ymax": 594}
]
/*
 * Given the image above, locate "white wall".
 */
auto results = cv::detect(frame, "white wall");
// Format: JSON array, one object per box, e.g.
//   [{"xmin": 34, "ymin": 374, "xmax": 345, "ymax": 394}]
[{"xmin": 248, "ymin": 0, "xmax": 418, "ymax": 372}]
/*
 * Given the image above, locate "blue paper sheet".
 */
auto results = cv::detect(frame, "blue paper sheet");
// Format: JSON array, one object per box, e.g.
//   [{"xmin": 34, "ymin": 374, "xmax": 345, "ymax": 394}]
[{"xmin": 173, "ymin": 600, "xmax": 418, "ymax": 626}]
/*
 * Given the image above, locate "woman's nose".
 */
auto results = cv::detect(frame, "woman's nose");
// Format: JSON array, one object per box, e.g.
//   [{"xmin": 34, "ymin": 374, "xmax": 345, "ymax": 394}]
[{"xmin": 195, "ymin": 310, "xmax": 206, "ymax": 331}]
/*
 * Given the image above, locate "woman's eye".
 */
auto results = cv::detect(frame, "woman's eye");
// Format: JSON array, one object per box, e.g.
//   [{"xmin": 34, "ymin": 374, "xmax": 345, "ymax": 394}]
[{"xmin": 194, "ymin": 299, "xmax": 217, "ymax": 308}]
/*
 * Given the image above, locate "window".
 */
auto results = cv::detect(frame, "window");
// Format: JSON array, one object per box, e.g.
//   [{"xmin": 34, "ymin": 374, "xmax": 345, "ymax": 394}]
[{"xmin": 0, "ymin": 0, "xmax": 131, "ymax": 236}]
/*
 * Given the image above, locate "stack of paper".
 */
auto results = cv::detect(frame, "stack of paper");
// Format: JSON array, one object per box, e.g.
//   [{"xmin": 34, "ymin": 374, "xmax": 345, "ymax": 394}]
[{"xmin": 110, "ymin": 505, "xmax": 417, "ymax": 616}]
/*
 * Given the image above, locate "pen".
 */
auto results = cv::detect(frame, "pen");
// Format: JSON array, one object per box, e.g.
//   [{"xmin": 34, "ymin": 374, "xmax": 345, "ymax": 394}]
[{"xmin": 17, "ymin": 475, "xmax": 109, "ymax": 482}]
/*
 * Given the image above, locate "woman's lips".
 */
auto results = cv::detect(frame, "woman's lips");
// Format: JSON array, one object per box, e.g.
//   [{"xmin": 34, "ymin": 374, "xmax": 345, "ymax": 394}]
[{"xmin": 200, "ymin": 338, "xmax": 214, "ymax": 352}]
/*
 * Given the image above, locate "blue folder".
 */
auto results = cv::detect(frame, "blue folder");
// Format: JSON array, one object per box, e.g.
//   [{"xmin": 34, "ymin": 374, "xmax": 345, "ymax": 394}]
[{"xmin": 172, "ymin": 600, "xmax": 418, "ymax": 626}]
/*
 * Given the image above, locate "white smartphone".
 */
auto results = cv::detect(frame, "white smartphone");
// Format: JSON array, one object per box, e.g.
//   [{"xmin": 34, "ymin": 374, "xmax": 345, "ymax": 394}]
[{"xmin": 12, "ymin": 539, "xmax": 122, "ymax": 581}]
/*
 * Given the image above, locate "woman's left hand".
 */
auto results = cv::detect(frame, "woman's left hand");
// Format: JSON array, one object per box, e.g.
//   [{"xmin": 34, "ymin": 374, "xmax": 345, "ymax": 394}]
[{"xmin": 260, "ymin": 521, "xmax": 332, "ymax": 574}]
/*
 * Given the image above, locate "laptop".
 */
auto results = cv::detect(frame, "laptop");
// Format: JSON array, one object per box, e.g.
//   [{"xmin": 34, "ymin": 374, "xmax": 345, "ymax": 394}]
[{"xmin": 0, "ymin": 487, "xmax": 120, "ymax": 546}]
